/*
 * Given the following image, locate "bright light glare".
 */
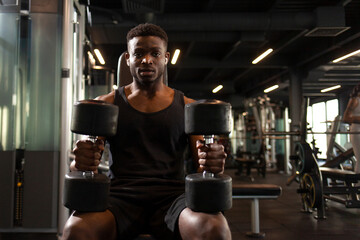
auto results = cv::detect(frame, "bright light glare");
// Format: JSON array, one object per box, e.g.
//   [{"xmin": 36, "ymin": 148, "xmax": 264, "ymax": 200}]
[
  {"xmin": 171, "ymin": 49, "xmax": 180, "ymax": 64},
  {"xmin": 212, "ymin": 85, "xmax": 223, "ymax": 93},
  {"xmin": 332, "ymin": 49, "xmax": 360, "ymax": 63},
  {"xmin": 94, "ymin": 49, "xmax": 105, "ymax": 65},
  {"xmin": 320, "ymin": 85, "xmax": 341, "ymax": 93},
  {"xmin": 252, "ymin": 48, "xmax": 273, "ymax": 64},
  {"xmin": 264, "ymin": 84, "xmax": 279, "ymax": 93}
]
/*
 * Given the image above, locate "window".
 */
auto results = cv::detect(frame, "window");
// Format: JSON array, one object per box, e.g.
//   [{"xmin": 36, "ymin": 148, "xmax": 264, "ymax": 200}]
[{"xmin": 307, "ymin": 99, "xmax": 339, "ymax": 159}]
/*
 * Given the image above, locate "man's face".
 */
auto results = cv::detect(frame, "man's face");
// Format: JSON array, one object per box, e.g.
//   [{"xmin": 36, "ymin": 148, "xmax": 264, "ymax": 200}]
[{"xmin": 126, "ymin": 36, "xmax": 169, "ymax": 84}]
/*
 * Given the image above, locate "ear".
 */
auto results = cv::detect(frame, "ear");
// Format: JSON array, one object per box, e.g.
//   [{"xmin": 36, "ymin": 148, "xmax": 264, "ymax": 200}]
[
  {"xmin": 125, "ymin": 52, "xmax": 130, "ymax": 66},
  {"xmin": 165, "ymin": 51, "xmax": 170, "ymax": 65}
]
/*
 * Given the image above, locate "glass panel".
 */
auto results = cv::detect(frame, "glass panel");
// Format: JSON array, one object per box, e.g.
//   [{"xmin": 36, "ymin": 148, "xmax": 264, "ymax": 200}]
[
  {"xmin": 25, "ymin": 13, "xmax": 61, "ymax": 151},
  {"xmin": 326, "ymin": 99, "xmax": 341, "ymax": 146},
  {"xmin": 306, "ymin": 105, "xmax": 314, "ymax": 149},
  {"xmin": 312, "ymin": 102, "xmax": 327, "ymax": 159},
  {"xmin": 326, "ymin": 99, "xmax": 339, "ymax": 122},
  {"xmin": 0, "ymin": 13, "xmax": 19, "ymax": 151}
]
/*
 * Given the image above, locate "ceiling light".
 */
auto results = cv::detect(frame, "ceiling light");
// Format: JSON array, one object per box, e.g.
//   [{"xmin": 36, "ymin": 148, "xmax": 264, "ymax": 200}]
[
  {"xmin": 212, "ymin": 85, "xmax": 223, "ymax": 93},
  {"xmin": 87, "ymin": 51, "xmax": 95, "ymax": 65},
  {"xmin": 332, "ymin": 49, "xmax": 360, "ymax": 63},
  {"xmin": 94, "ymin": 49, "xmax": 105, "ymax": 65},
  {"xmin": 252, "ymin": 48, "xmax": 273, "ymax": 64},
  {"xmin": 171, "ymin": 49, "xmax": 180, "ymax": 64},
  {"xmin": 320, "ymin": 85, "xmax": 341, "ymax": 93},
  {"xmin": 92, "ymin": 65, "xmax": 106, "ymax": 70},
  {"xmin": 264, "ymin": 84, "xmax": 279, "ymax": 93}
]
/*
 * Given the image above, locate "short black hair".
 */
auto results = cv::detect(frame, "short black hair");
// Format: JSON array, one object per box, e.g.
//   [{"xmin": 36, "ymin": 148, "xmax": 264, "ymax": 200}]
[{"xmin": 126, "ymin": 23, "xmax": 168, "ymax": 48}]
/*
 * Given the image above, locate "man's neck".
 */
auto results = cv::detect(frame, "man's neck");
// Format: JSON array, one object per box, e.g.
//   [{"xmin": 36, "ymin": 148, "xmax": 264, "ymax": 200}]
[
  {"xmin": 131, "ymin": 79, "xmax": 165, "ymax": 99},
  {"xmin": 124, "ymin": 80, "xmax": 174, "ymax": 113}
]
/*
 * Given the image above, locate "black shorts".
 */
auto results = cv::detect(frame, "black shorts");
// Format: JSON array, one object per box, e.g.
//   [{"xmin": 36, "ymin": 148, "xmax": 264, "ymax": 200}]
[{"xmin": 107, "ymin": 178, "xmax": 186, "ymax": 240}]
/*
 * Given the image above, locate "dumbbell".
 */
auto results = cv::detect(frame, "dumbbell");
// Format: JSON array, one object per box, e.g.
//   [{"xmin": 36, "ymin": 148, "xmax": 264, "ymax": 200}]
[
  {"xmin": 184, "ymin": 99, "xmax": 232, "ymax": 212},
  {"xmin": 63, "ymin": 100, "xmax": 119, "ymax": 212}
]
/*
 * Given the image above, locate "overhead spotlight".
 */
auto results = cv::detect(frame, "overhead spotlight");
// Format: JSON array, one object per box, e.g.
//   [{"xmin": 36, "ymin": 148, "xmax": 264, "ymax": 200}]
[
  {"xmin": 171, "ymin": 49, "xmax": 180, "ymax": 65},
  {"xmin": 212, "ymin": 85, "xmax": 223, "ymax": 93},
  {"xmin": 94, "ymin": 49, "xmax": 105, "ymax": 65},
  {"xmin": 252, "ymin": 48, "xmax": 273, "ymax": 64},
  {"xmin": 332, "ymin": 49, "xmax": 360, "ymax": 63},
  {"xmin": 320, "ymin": 85, "xmax": 341, "ymax": 93},
  {"xmin": 264, "ymin": 84, "xmax": 279, "ymax": 93}
]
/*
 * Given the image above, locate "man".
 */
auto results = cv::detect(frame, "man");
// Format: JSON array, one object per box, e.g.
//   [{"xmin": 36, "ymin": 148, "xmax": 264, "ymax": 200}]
[{"xmin": 62, "ymin": 23, "xmax": 231, "ymax": 240}]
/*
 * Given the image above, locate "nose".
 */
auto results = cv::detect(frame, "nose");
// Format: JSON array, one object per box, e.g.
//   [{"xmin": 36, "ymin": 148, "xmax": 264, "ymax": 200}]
[{"xmin": 141, "ymin": 54, "xmax": 153, "ymax": 64}]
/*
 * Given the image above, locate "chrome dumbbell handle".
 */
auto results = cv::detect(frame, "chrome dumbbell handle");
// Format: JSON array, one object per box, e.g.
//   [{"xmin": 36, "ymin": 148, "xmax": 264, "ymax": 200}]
[{"xmin": 202, "ymin": 134, "xmax": 215, "ymax": 178}]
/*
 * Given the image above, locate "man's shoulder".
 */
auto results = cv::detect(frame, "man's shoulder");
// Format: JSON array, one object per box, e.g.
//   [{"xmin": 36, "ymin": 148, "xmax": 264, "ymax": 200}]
[
  {"xmin": 183, "ymin": 95, "xmax": 196, "ymax": 105},
  {"xmin": 95, "ymin": 91, "xmax": 115, "ymax": 104},
  {"xmin": 170, "ymin": 87, "xmax": 195, "ymax": 105}
]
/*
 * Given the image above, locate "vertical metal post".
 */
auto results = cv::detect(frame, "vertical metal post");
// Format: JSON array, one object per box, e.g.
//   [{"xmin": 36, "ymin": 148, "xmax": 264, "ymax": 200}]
[
  {"xmin": 59, "ymin": 0, "xmax": 73, "ymax": 234},
  {"xmin": 284, "ymin": 107, "xmax": 291, "ymax": 174},
  {"xmin": 251, "ymin": 198, "xmax": 260, "ymax": 234},
  {"xmin": 289, "ymin": 69, "xmax": 303, "ymax": 153}
]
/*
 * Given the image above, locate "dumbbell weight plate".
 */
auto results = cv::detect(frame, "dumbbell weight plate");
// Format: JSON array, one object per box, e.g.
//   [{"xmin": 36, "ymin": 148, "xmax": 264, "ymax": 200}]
[
  {"xmin": 184, "ymin": 99, "xmax": 232, "ymax": 135},
  {"xmin": 299, "ymin": 173, "xmax": 322, "ymax": 209},
  {"xmin": 71, "ymin": 100, "xmax": 119, "ymax": 137},
  {"xmin": 63, "ymin": 171, "xmax": 110, "ymax": 212},
  {"xmin": 295, "ymin": 142, "xmax": 315, "ymax": 174},
  {"xmin": 185, "ymin": 173, "xmax": 232, "ymax": 212}
]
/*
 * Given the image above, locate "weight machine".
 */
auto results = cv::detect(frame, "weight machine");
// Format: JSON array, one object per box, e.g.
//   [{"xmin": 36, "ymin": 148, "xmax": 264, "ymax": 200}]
[
  {"xmin": 292, "ymin": 115, "xmax": 360, "ymax": 219},
  {"xmin": 234, "ymin": 96, "xmax": 286, "ymax": 178},
  {"xmin": 262, "ymin": 97, "xmax": 360, "ymax": 219}
]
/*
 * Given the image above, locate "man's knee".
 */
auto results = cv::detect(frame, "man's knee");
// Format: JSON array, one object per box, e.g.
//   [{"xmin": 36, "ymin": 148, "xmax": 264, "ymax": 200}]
[
  {"xmin": 179, "ymin": 208, "xmax": 231, "ymax": 240},
  {"xmin": 62, "ymin": 216, "xmax": 96, "ymax": 240},
  {"xmin": 196, "ymin": 214, "xmax": 230, "ymax": 240}
]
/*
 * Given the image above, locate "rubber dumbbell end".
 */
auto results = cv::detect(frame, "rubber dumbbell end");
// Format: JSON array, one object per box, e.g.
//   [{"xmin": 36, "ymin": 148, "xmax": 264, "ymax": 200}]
[
  {"xmin": 63, "ymin": 171, "xmax": 110, "ymax": 212},
  {"xmin": 185, "ymin": 173, "xmax": 232, "ymax": 213},
  {"xmin": 71, "ymin": 100, "xmax": 119, "ymax": 137}
]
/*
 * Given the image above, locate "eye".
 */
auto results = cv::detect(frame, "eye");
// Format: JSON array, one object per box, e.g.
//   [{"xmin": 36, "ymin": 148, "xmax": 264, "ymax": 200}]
[
  {"xmin": 134, "ymin": 52, "xmax": 142, "ymax": 58},
  {"xmin": 152, "ymin": 52, "xmax": 161, "ymax": 57}
]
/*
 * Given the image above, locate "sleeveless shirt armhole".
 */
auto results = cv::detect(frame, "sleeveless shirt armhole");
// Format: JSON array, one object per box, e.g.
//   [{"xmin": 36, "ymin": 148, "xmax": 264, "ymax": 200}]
[
  {"xmin": 113, "ymin": 87, "xmax": 119, "ymax": 105},
  {"xmin": 114, "ymin": 87, "xmax": 126, "ymax": 106},
  {"xmin": 175, "ymin": 89, "xmax": 185, "ymax": 107}
]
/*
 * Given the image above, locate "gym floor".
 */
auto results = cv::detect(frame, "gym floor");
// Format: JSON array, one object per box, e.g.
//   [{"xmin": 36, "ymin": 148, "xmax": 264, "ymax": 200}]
[{"xmin": 1, "ymin": 168, "xmax": 359, "ymax": 240}]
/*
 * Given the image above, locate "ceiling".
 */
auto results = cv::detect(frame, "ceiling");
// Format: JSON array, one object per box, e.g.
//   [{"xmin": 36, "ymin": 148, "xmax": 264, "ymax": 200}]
[{"xmin": 79, "ymin": 0, "xmax": 360, "ymax": 109}]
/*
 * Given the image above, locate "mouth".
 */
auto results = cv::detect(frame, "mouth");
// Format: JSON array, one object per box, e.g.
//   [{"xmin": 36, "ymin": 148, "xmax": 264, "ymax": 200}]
[{"xmin": 139, "ymin": 68, "xmax": 155, "ymax": 77}]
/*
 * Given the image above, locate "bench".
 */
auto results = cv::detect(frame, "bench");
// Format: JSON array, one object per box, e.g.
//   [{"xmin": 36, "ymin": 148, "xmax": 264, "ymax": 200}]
[
  {"xmin": 320, "ymin": 167, "xmax": 360, "ymax": 183},
  {"xmin": 319, "ymin": 167, "xmax": 360, "ymax": 208},
  {"xmin": 232, "ymin": 184, "xmax": 282, "ymax": 238}
]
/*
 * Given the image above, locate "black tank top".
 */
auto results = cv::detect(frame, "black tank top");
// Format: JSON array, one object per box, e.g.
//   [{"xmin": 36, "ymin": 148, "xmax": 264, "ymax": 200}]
[{"xmin": 107, "ymin": 87, "xmax": 188, "ymax": 181}]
